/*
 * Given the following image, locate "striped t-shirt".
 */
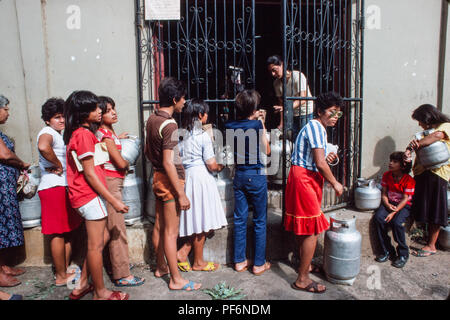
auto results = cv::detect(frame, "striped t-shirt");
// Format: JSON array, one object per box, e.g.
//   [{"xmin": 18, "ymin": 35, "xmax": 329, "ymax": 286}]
[{"xmin": 291, "ymin": 119, "xmax": 328, "ymax": 172}]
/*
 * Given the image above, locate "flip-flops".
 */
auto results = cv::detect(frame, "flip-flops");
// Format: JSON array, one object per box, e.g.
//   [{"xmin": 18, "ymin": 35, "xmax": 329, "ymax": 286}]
[
  {"xmin": 8, "ymin": 294, "xmax": 23, "ymax": 300},
  {"xmin": 114, "ymin": 276, "xmax": 145, "ymax": 287},
  {"xmin": 253, "ymin": 262, "xmax": 271, "ymax": 276},
  {"xmin": 234, "ymin": 260, "xmax": 249, "ymax": 272},
  {"xmin": 291, "ymin": 281, "xmax": 326, "ymax": 294},
  {"xmin": 195, "ymin": 262, "xmax": 219, "ymax": 272},
  {"xmin": 2, "ymin": 266, "xmax": 25, "ymax": 277},
  {"xmin": 411, "ymin": 248, "xmax": 437, "ymax": 257},
  {"xmin": 169, "ymin": 280, "xmax": 201, "ymax": 291},
  {"xmin": 68, "ymin": 284, "xmax": 94, "ymax": 300},
  {"xmin": 107, "ymin": 291, "xmax": 129, "ymax": 300},
  {"xmin": 177, "ymin": 261, "xmax": 192, "ymax": 272}
]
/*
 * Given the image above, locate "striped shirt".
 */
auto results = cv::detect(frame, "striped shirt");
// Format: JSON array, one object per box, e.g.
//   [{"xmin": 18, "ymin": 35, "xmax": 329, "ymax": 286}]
[{"xmin": 291, "ymin": 119, "xmax": 328, "ymax": 172}]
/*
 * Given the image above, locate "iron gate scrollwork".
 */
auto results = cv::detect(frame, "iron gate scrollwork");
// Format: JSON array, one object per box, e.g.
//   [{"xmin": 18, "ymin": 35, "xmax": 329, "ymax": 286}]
[
  {"xmin": 281, "ymin": 0, "xmax": 364, "ymax": 212},
  {"xmin": 135, "ymin": 0, "xmax": 364, "ymax": 214}
]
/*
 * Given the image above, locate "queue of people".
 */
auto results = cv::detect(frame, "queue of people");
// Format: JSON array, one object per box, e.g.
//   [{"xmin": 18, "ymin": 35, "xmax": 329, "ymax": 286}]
[{"xmin": 0, "ymin": 57, "xmax": 449, "ymax": 299}]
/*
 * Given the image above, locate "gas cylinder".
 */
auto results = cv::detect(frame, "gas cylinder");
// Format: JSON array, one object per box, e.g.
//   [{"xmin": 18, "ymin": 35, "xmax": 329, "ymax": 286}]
[
  {"xmin": 323, "ymin": 212, "xmax": 362, "ymax": 285},
  {"xmin": 354, "ymin": 178, "xmax": 381, "ymax": 211},
  {"xmin": 122, "ymin": 166, "xmax": 143, "ymax": 225},
  {"xmin": 19, "ymin": 166, "xmax": 42, "ymax": 229}
]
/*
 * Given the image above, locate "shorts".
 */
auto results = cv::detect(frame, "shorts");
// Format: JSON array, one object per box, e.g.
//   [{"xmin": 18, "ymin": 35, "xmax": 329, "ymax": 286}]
[
  {"xmin": 152, "ymin": 171, "xmax": 185, "ymax": 203},
  {"xmin": 76, "ymin": 196, "xmax": 108, "ymax": 221}
]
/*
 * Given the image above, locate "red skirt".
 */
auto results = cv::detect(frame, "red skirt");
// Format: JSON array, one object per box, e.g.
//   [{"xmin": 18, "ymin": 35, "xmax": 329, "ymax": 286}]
[
  {"xmin": 38, "ymin": 186, "xmax": 82, "ymax": 235},
  {"xmin": 284, "ymin": 165, "xmax": 330, "ymax": 235}
]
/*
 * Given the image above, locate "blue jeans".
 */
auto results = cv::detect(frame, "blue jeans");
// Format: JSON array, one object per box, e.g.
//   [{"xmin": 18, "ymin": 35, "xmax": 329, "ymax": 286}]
[
  {"xmin": 374, "ymin": 203, "xmax": 410, "ymax": 257},
  {"xmin": 232, "ymin": 170, "xmax": 268, "ymax": 267},
  {"xmin": 292, "ymin": 113, "xmax": 314, "ymax": 141}
]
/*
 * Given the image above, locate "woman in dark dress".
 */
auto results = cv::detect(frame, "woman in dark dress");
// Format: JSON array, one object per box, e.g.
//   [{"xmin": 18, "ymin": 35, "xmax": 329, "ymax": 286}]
[{"xmin": 0, "ymin": 95, "xmax": 30, "ymax": 296}]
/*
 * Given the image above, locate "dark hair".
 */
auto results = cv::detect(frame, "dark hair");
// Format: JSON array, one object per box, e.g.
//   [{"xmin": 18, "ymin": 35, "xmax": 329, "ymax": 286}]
[
  {"xmin": 181, "ymin": 99, "xmax": 209, "ymax": 132},
  {"xmin": 158, "ymin": 77, "xmax": 186, "ymax": 108},
  {"xmin": 235, "ymin": 89, "xmax": 261, "ymax": 120},
  {"xmin": 266, "ymin": 55, "xmax": 283, "ymax": 67},
  {"xmin": 63, "ymin": 90, "xmax": 99, "ymax": 144},
  {"xmin": 411, "ymin": 104, "xmax": 450, "ymax": 126},
  {"xmin": 98, "ymin": 96, "xmax": 115, "ymax": 114},
  {"xmin": 390, "ymin": 151, "xmax": 412, "ymax": 174},
  {"xmin": 41, "ymin": 97, "xmax": 64, "ymax": 122},
  {"xmin": 315, "ymin": 91, "xmax": 344, "ymax": 117}
]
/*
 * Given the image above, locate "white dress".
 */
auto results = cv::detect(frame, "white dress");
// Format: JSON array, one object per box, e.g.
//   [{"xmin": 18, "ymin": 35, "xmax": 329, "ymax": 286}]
[{"xmin": 178, "ymin": 127, "xmax": 227, "ymax": 237}]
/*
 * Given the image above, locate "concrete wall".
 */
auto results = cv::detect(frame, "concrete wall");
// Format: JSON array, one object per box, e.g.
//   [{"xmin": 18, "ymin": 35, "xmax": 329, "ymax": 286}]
[
  {"xmin": 362, "ymin": 0, "xmax": 444, "ymax": 180},
  {"xmin": 0, "ymin": 0, "xmax": 139, "ymax": 163},
  {"xmin": 443, "ymin": 1, "xmax": 450, "ymax": 114}
]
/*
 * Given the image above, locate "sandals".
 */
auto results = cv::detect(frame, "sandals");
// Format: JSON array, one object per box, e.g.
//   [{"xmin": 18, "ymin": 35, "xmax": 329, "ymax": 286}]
[
  {"xmin": 411, "ymin": 248, "xmax": 437, "ymax": 257},
  {"xmin": 195, "ymin": 262, "xmax": 219, "ymax": 272},
  {"xmin": 114, "ymin": 276, "xmax": 145, "ymax": 287},
  {"xmin": 177, "ymin": 261, "xmax": 192, "ymax": 272},
  {"xmin": 291, "ymin": 281, "xmax": 326, "ymax": 294},
  {"xmin": 2, "ymin": 266, "xmax": 25, "ymax": 277},
  {"xmin": 253, "ymin": 262, "xmax": 271, "ymax": 276},
  {"xmin": 69, "ymin": 284, "xmax": 94, "ymax": 300},
  {"xmin": 107, "ymin": 291, "xmax": 129, "ymax": 300},
  {"xmin": 234, "ymin": 260, "xmax": 249, "ymax": 272},
  {"xmin": 170, "ymin": 280, "xmax": 201, "ymax": 291},
  {"xmin": 0, "ymin": 272, "xmax": 21, "ymax": 287}
]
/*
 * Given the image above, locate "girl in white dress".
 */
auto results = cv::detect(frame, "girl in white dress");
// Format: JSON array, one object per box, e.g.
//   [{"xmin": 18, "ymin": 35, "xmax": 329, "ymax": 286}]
[{"xmin": 177, "ymin": 99, "xmax": 227, "ymax": 272}]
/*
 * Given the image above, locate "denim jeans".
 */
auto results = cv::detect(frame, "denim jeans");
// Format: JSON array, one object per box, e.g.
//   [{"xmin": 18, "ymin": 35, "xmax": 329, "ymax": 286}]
[
  {"xmin": 374, "ymin": 203, "xmax": 410, "ymax": 257},
  {"xmin": 232, "ymin": 170, "xmax": 268, "ymax": 267},
  {"xmin": 292, "ymin": 113, "xmax": 314, "ymax": 141}
]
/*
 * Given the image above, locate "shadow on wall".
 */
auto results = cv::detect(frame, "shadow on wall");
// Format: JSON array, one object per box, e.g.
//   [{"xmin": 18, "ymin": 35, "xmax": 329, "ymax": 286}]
[{"xmin": 366, "ymin": 136, "xmax": 396, "ymax": 183}]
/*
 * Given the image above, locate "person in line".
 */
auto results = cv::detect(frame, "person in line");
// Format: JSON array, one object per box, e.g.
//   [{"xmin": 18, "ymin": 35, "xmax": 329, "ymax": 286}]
[
  {"xmin": 0, "ymin": 95, "xmax": 29, "ymax": 292},
  {"xmin": 145, "ymin": 77, "xmax": 201, "ymax": 291},
  {"xmin": 94, "ymin": 96, "xmax": 145, "ymax": 287},
  {"xmin": 267, "ymin": 54, "xmax": 314, "ymax": 139},
  {"xmin": 63, "ymin": 90, "xmax": 129, "ymax": 300},
  {"xmin": 176, "ymin": 99, "xmax": 227, "ymax": 272},
  {"xmin": 37, "ymin": 98, "xmax": 82, "ymax": 286},
  {"xmin": 373, "ymin": 151, "xmax": 415, "ymax": 268},
  {"xmin": 285, "ymin": 91, "xmax": 344, "ymax": 294},
  {"xmin": 225, "ymin": 90, "xmax": 271, "ymax": 276},
  {"xmin": 404, "ymin": 104, "xmax": 450, "ymax": 257}
]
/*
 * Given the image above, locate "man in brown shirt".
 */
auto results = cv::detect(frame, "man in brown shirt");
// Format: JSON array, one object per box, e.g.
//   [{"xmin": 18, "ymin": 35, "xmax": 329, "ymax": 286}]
[{"xmin": 145, "ymin": 77, "xmax": 201, "ymax": 291}]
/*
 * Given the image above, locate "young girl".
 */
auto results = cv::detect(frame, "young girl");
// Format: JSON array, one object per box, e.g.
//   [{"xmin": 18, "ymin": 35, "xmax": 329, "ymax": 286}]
[
  {"xmin": 176, "ymin": 99, "xmax": 227, "ymax": 272},
  {"xmin": 37, "ymin": 98, "xmax": 82, "ymax": 286},
  {"xmin": 374, "ymin": 152, "xmax": 415, "ymax": 268},
  {"xmin": 63, "ymin": 90, "xmax": 129, "ymax": 300},
  {"xmin": 95, "ymin": 96, "xmax": 145, "ymax": 287},
  {"xmin": 404, "ymin": 104, "xmax": 450, "ymax": 257}
]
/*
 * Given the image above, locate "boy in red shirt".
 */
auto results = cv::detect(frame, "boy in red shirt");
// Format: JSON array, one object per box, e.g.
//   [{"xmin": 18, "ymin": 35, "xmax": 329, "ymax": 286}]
[{"xmin": 374, "ymin": 151, "xmax": 415, "ymax": 268}]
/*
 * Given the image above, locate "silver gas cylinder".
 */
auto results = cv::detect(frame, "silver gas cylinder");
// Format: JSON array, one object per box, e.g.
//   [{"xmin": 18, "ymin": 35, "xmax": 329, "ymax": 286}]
[
  {"xmin": 354, "ymin": 178, "xmax": 381, "ymax": 211},
  {"xmin": 216, "ymin": 166, "xmax": 234, "ymax": 218},
  {"xmin": 122, "ymin": 166, "xmax": 143, "ymax": 225},
  {"xmin": 120, "ymin": 135, "xmax": 141, "ymax": 166},
  {"xmin": 323, "ymin": 212, "xmax": 362, "ymax": 285},
  {"xmin": 415, "ymin": 129, "xmax": 450, "ymax": 170},
  {"xmin": 268, "ymin": 130, "xmax": 292, "ymax": 185},
  {"xmin": 19, "ymin": 165, "xmax": 42, "ymax": 228}
]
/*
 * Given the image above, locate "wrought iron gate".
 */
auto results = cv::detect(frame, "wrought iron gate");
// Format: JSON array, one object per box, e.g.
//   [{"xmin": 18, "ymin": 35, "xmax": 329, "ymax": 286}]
[{"xmin": 135, "ymin": 0, "xmax": 364, "ymax": 212}]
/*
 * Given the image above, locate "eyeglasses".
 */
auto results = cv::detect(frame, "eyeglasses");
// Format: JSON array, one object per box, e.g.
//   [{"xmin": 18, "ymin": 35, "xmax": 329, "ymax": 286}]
[{"xmin": 328, "ymin": 110, "xmax": 343, "ymax": 118}]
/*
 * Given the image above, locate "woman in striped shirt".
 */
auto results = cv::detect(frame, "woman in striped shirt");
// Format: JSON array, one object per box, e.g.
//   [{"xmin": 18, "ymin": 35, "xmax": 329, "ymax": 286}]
[{"xmin": 285, "ymin": 91, "xmax": 344, "ymax": 294}]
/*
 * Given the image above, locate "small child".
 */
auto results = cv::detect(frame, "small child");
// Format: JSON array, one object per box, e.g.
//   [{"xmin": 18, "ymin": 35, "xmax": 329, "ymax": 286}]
[
  {"xmin": 63, "ymin": 90, "xmax": 129, "ymax": 300},
  {"xmin": 144, "ymin": 77, "xmax": 201, "ymax": 291},
  {"xmin": 225, "ymin": 89, "xmax": 271, "ymax": 275},
  {"xmin": 374, "ymin": 151, "xmax": 415, "ymax": 268},
  {"xmin": 95, "ymin": 96, "xmax": 145, "ymax": 287},
  {"xmin": 176, "ymin": 99, "xmax": 227, "ymax": 272}
]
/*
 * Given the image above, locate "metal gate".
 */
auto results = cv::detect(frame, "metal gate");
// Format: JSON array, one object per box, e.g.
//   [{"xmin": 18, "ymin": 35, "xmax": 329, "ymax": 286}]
[{"xmin": 135, "ymin": 0, "xmax": 364, "ymax": 212}]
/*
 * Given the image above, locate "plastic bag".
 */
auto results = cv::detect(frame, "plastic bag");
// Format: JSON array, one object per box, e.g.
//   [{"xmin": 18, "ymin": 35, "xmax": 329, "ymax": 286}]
[{"xmin": 16, "ymin": 170, "xmax": 38, "ymax": 199}]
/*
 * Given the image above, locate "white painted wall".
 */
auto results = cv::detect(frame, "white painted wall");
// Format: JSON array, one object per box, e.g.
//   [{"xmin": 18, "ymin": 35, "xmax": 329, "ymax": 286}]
[
  {"xmin": 362, "ymin": 0, "xmax": 443, "ymax": 181},
  {"xmin": 0, "ymin": 0, "xmax": 139, "ymax": 163}
]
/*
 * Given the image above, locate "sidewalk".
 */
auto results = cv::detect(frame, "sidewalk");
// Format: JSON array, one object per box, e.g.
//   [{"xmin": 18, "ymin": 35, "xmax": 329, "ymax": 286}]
[{"xmin": 3, "ymin": 242, "xmax": 449, "ymax": 300}]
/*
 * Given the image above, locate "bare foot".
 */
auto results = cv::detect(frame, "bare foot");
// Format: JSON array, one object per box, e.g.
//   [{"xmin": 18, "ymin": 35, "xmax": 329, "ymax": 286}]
[
  {"xmin": 55, "ymin": 272, "xmax": 77, "ymax": 286},
  {"xmin": 1, "ymin": 266, "xmax": 25, "ymax": 276},
  {"xmin": 154, "ymin": 264, "xmax": 169, "ymax": 278}
]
